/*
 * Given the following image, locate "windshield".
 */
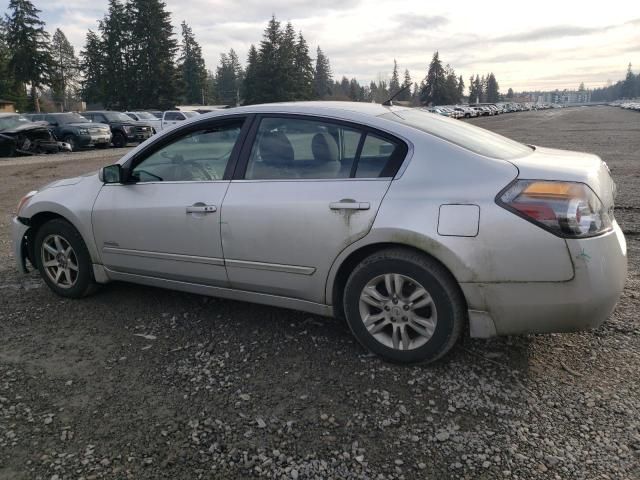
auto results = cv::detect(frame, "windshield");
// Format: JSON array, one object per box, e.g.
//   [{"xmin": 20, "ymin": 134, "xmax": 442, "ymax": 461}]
[
  {"xmin": 104, "ymin": 112, "xmax": 136, "ymax": 122},
  {"xmin": 132, "ymin": 112, "xmax": 157, "ymax": 120},
  {"xmin": 381, "ymin": 109, "xmax": 533, "ymax": 160},
  {"xmin": 183, "ymin": 111, "xmax": 199, "ymax": 118},
  {"xmin": 54, "ymin": 113, "xmax": 89, "ymax": 124},
  {"xmin": 0, "ymin": 115, "xmax": 32, "ymax": 130}
]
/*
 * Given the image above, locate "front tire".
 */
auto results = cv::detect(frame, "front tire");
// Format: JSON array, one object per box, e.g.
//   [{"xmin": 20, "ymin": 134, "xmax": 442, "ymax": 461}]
[
  {"xmin": 112, "ymin": 132, "xmax": 126, "ymax": 148},
  {"xmin": 343, "ymin": 248, "xmax": 465, "ymax": 363},
  {"xmin": 34, "ymin": 219, "xmax": 97, "ymax": 298}
]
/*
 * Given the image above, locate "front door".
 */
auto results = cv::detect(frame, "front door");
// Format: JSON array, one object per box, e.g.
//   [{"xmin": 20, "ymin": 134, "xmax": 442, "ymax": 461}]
[
  {"xmin": 221, "ymin": 115, "xmax": 408, "ymax": 303},
  {"xmin": 92, "ymin": 117, "xmax": 247, "ymax": 286}
]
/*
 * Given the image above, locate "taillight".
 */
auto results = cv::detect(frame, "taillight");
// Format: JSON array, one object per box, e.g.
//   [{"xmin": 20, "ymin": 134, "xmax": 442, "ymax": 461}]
[{"xmin": 497, "ymin": 180, "xmax": 613, "ymax": 238}]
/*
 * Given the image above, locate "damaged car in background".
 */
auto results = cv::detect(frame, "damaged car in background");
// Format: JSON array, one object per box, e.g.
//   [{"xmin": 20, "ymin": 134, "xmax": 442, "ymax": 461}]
[{"xmin": 0, "ymin": 113, "xmax": 71, "ymax": 157}]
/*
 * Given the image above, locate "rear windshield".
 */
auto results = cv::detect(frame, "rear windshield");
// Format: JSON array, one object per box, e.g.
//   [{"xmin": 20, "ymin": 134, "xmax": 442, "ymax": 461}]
[{"xmin": 381, "ymin": 109, "xmax": 533, "ymax": 160}]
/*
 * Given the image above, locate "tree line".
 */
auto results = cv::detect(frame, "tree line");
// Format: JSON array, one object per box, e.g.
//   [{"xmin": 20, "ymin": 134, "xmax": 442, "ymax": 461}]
[
  {"xmin": 1, "ymin": 0, "xmax": 506, "ymax": 112},
  {"xmin": 591, "ymin": 63, "xmax": 640, "ymax": 102}
]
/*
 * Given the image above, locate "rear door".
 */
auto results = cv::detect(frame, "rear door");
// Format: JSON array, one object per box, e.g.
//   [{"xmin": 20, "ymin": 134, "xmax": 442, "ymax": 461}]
[{"xmin": 220, "ymin": 114, "xmax": 408, "ymax": 303}]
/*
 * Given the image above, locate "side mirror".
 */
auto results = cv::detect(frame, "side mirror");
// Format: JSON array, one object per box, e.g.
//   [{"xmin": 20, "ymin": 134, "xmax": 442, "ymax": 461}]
[{"xmin": 101, "ymin": 164, "xmax": 123, "ymax": 184}]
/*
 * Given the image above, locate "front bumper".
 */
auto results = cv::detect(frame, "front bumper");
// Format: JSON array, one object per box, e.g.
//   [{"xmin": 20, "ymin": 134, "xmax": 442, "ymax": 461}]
[
  {"xmin": 12, "ymin": 216, "xmax": 31, "ymax": 274},
  {"xmin": 462, "ymin": 222, "xmax": 627, "ymax": 336}
]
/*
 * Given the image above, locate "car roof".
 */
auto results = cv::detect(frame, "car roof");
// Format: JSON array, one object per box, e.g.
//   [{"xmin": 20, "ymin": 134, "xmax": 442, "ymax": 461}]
[{"xmin": 197, "ymin": 101, "xmax": 410, "ymax": 121}]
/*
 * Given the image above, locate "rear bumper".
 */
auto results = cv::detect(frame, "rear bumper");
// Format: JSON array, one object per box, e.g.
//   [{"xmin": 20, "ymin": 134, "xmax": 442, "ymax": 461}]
[
  {"xmin": 462, "ymin": 222, "xmax": 627, "ymax": 336},
  {"xmin": 12, "ymin": 216, "xmax": 30, "ymax": 274}
]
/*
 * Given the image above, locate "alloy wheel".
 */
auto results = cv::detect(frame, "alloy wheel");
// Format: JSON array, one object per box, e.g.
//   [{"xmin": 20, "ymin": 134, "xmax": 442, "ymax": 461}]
[{"xmin": 40, "ymin": 234, "xmax": 79, "ymax": 289}]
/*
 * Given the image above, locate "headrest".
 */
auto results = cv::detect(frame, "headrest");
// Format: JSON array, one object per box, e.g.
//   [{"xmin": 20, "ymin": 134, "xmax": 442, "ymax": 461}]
[
  {"xmin": 311, "ymin": 132, "xmax": 339, "ymax": 163},
  {"xmin": 259, "ymin": 131, "xmax": 294, "ymax": 165}
]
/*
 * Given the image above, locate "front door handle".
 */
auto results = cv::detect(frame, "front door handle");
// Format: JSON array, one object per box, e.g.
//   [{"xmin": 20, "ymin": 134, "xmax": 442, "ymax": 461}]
[
  {"xmin": 329, "ymin": 199, "xmax": 370, "ymax": 211},
  {"xmin": 186, "ymin": 204, "xmax": 217, "ymax": 214}
]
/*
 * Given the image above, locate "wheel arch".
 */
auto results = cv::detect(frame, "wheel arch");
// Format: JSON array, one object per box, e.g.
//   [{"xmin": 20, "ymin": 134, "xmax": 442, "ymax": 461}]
[{"xmin": 327, "ymin": 230, "xmax": 472, "ymax": 319}]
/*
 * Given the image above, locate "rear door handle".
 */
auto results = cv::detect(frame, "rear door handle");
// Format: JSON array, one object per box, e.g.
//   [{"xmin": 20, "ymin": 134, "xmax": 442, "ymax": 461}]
[
  {"xmin": 186, "ymin": 204, "xmax": 217, "ymax": 214},
  {"xmin": 329, "ymin": 200, "xmax": 370, "ymax": 211}
]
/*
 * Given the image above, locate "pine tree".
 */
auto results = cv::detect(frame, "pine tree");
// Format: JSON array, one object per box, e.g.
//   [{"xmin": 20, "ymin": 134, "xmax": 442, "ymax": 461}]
[
  {"xmin": 129, "ymin": 0, "xmax": 179, "ymax": 109},
  {"xmin": 506, "ymin": 87, "xmax": 514, "ymax": 99},
  {"xmin": 50, "ymin": 29, "xmax": 78, "ymax": 111},
  {"xmin": 486, "ymin": 72, "xmax": 500, "ymax": 102},
  {"xmin": 389, "ymin": 59, "xmax": 400, "ymax": 94},
  {"xmin": 468, "ymin": 75, "xmax": 477, "ymax": 103},
  {"xmin": 293, "ymin": 32, "xmax": 314, "ymax": 100},
  {"xmin": 397, "ymin": 69, "xmax": 412, "ymax": 101},
  {"xmin": 5, "ymin": 0, "xmax": 52, "ymax": 111},
  {"xmin": 0, "ymin": 19, "xmax": 15, "ymax": 103},
  {"xmin": 622, "ymin": 63, "xmax": 635, "ymax": 99},
  {"xmin": 98, "ymin": 0, "xmax": 130, "ymax": 108},
  {"xmin": 255, "ymin": 16, "xmax": 283, "ymax": 103},
  {"xmin": 178, "ymin": 21, "xmax": 207, "ymax": 105},
  {"xmin": 420, "ymin": 51, "xmax": 446, "ymax": 105},
  {"xmin": 443, "ymin": 64, "xmax": 459, "ymax": 104},
  {"xmin": 242, "ymin": 44, "xmax": 259, "ymax": 104},
  {"xmin": 476, "ymin": 75, "xmax": 484, "ymax": 102},
  {"xmin": 216, "ymin": 49, "xmax": 243, "ymax": 105},
  {"xmin": 80, "ymin": 30, "xmax": 104, "ymax": 106},
  {"xmin": 457, "ymin": 75, "xmax": 464, "ymax": 101},
  {"xmin": 313, "ymin": 46, "xmax": 332, "ymax": 99}
]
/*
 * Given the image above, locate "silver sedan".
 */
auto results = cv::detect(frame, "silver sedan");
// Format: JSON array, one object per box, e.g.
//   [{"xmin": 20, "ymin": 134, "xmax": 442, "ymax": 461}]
[{"xmin": 12, "ymin": 102, "xmax": 627, "ymax": 363}]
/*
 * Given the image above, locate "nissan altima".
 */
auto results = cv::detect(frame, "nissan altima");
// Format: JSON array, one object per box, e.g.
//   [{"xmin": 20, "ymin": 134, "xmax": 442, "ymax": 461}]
[{"xmin": 12, "ymin": 102, "xmax": 627, "ymax": 363}]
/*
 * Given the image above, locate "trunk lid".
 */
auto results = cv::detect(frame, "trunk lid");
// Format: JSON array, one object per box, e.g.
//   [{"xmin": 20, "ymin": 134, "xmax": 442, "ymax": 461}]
[{"xmin": 507, "ymin": 146, "xmax": 616, "ymax": 209}]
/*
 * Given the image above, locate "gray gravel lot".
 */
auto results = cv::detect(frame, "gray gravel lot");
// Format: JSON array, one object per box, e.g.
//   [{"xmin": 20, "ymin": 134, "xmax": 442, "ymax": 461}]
[{"xmin": 0, "ymin": 106, "xmax": 638, "ymax": 480}]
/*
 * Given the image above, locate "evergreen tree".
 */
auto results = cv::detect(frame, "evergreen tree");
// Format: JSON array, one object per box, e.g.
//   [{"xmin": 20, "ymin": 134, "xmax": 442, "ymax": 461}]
[
  {"xmin": 0, "ymin": 19, "xmax": 15, "ymax": 102},
  {"xmin": 389, "ymin": 59, "xmax": 400, "ymax": 94},
  {"xmin": 5, "ymin": 0, "xmax": 52, "ymax": 111},
  {"xmin": 420, "ymin": 51, "xmax": 446, "ymax": 105},
  {"xmin": 293, "ymin": 32, "xmax": 314, "ymax": 100},
  {"xmin": 254, "ymin": 16, "xmax": 283, "ymax": 103},
  {"xmin": 457, "ymin": 75, "xmax": 464, "ymax": 100},
  {"xmin": 398, "ymin": 68, "xmax": 412, "ymax": 101},
  {"xmin": 622, "ymin": 63, "xmax": 636, "ymax": 99},
  {"xmin": 216, "ymin": 49, "xmax": 243, "ymax": 105},
  {"xmin": 468, "ymin": 75, "xmax": 477, "ymax": 103},
  {"xmin": 443, "ymin": 64, "xmax": 459, "ymax": 104},
  {"xmin": 80, "ymin": 30, "xmax": 104, "ymax": 106},
  {"xmin": 486, "ymin": 72, "xmax": 500, "ymax": 102},
  {"xmin": 313, "ymin": 46, "xmax": 332, "ymax": 99},
  {"xmin": 178, "ymin": 21, "xmax": 207, "ymax": 105},
  {"xmin": 242, "ymin": 44, "xmax": 259, "ymax": 105},
  {"xmin": 506, "ymin": 87, "xmax": 514, "ymax": 99},
  {"xmin": 129, "ymin": 0, "xmax": 179, "ymax": 109},
  {"xmin": 98, "ymin": 0, "xmax": 130, "ymax": 108},
  {"xmin": 476, "ymin": 75, "xmax": 484, "ymax": 102},
  {"xmin": 50, "ymin": 28, "xmax": 78, "ymax": 110},
  {"xmin": 348, "ymin": 78, "xmax": 360, "ymax": 101}
]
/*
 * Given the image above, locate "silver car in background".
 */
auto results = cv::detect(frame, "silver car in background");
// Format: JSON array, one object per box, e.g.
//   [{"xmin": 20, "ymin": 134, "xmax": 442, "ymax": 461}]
[{"xmin": 12, "ymin": 102, "xmax": 627, "ymax": 363}]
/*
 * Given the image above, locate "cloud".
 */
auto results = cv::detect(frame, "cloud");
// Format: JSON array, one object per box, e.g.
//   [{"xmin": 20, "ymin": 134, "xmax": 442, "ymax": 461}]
[
  {"xmin": 495, "ymin": 25, "xmax": 607, "ymax": 42},
  {"xmin": 393, "ymin": 13, "xmax": 448, "ymax": 30}
]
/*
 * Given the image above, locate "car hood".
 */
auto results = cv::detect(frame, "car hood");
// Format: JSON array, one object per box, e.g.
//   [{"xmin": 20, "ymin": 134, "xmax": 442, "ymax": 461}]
[
  {"xmin": 64, "ymin": 122, "xmax": 108, "ymax": 129},
  {"xmin": 0, "ymin": 123, "xmax": 51, "ymax": 134},
  {"xmin": 40, "ymin": 171, "xmax": 96, "ymax": 190},
  {"xmin": 507, "ymin": 146, "xmax": 616, "ymax": 208}
]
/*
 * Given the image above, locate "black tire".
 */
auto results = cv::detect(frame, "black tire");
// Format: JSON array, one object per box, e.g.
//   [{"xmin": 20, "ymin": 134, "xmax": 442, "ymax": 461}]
[
  {"xmin": 112, "ymin": 132, "xmax": 126, "ymax": 148},
  {"xmin": 62, "ymin": 135, "xmax": 77, "ymax": 152},
  {"xmin": 343, "ymin": 248, "xmax": 465, "ymax": 364},
  {"xmin": 34, "ymin": 218, "xmax": 97, "ymax": 298}
]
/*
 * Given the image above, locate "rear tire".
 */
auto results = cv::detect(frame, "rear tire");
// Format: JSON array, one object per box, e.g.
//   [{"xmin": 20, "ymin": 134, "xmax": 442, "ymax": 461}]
[
  {"xmin": 343, "ymin": 248, "xmax": 465, "ymax": 363},
  {"xmin": 34, "ymin": 219, "xmax": 97, "ymax": 298}
]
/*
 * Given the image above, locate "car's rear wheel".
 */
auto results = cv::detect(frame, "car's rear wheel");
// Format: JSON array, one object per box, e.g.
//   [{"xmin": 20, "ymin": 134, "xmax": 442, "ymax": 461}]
[
  {"xmin": 343, "ymin": 248, "xmax": 465, "ymax": 363},
  {"xmin": 35, "ymin": 219, "xmax": 97, "ymax": 298}
]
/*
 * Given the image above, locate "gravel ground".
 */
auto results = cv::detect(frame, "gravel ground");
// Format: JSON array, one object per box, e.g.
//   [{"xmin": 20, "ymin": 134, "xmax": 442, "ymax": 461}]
[{"xmin": 0, "ymin": 107, "xmax": 638, "ymax": 480}]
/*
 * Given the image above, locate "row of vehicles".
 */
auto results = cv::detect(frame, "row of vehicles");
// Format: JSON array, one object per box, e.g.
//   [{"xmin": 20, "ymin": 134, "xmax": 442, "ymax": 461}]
[
  {"xmin": 0, "ymin": 109, "xmax": 201, "ymax": 157},
  {"xmin": 427, "ymin": 102, "xmax": 559, "ymax": 119},
  {"xmin": 616, "ymin": 101, "xmax": 640, "ymax": 111}
]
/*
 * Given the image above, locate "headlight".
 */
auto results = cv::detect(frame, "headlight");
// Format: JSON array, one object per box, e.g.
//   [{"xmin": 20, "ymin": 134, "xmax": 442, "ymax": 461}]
[
  {"xmin": 78, "ymin": 128, "xmax": 89, "ymax": 134},
  {"xmin": 16, "ymin": 190, "xmax": 38, "ymax": 215},
  {"xmin": 498, "ymin": 180, "xmax": 613, "ymax": 238}
]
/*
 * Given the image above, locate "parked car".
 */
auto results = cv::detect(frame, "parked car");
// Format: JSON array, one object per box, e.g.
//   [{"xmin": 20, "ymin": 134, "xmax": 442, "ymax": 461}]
[
  {"xmin": 12, "ymin": 102, "xmax": 626, "ymax": 364},
  {"xmin": 453, "ymin": 106, "xmax": 478, "ymax": 118},
  {"xmin": 25, "ymin": 112, "xmax": 112, "ymax": 152},
  {"xmin": 124, "ymin": 111, "xmax": 162, "ymax": 132},
  {"xmin": 0, "ymin": 113, "xmax": 68, "ymax": 157},
  {"xmin": 160, "ymin": 110, "xmax": 200, "ymax": 130},
  {"xmin": 80, "ymin": 111, "xmax": 154, "ymax": 148}
]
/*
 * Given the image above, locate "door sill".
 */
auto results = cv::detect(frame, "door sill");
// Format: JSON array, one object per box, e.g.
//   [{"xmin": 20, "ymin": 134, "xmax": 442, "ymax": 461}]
[{"xmin": 103, "ymin": 267, "xmax": 333, "ymax": 317}]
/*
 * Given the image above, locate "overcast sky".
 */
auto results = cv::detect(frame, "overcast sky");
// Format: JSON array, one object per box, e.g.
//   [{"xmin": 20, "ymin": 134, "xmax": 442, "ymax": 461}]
[{"xmin": 32, "ymin": 0, "xmax": 640, "ymax": 91}]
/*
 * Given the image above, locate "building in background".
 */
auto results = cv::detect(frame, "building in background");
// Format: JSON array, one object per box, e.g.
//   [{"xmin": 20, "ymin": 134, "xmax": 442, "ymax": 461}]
[{"xmin": 0, "ymin": 99, "xmax": 16, "ymax": 113}]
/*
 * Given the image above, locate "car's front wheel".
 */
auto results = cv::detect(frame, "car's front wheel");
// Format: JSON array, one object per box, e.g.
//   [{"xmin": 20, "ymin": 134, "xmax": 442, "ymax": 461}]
[
  {"xmin": 344, "ymin": 248, "xmax": 465, "ymax": 363},
  {"xmin": 112, "ymin": 132, "xmax": 126, "ymax": 148},
  {"xmin": 35, "ymin": 219, "xmax": 97, "ymax": 298}
]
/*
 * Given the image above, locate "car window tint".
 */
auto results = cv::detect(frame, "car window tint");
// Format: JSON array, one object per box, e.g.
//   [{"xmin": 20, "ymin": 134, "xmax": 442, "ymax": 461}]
[
  {"xmin": 245, "ymin": 117, "xmax": 363, "ymax": 180},
  {"xmin": 164, "ymin": 112, "xmax": 183, "ymax": 121},
  {"xmin": 132, "ymin": 121, "xmax": 243, "ymax": 182},
  {"xmin": 355, "ymin": 133, "xmax": 399, "ymax": 178}
]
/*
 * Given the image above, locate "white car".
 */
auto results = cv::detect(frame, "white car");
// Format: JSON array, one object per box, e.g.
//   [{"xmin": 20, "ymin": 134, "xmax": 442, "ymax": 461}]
[{"xmin": 12, "ymin": 102, "xmax": 627, "ymax": 363}]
